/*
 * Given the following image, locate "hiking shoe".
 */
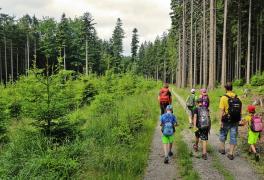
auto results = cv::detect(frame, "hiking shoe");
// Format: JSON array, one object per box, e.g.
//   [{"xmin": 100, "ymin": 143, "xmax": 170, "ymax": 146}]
[
  {"xmin": 168, "ymin": 151, "xmax": 173, "ymax": 157},
  {"xmin": 193, "ymin": 144, "xmax": 198, "ymax": 152},
  {"xmin": 255, "ymin": 153, "xmax": 260, "ymax": 162},
  {"xmin": 227, "ymin": 154, "xmax": 234, "ymax": 160},
  {"xmin": 164, "ymin": 157, "xmax": 169, "ymax": 164},
  {"xmin": 218, "ymin": 149, "xmax": 225, "ymax": 155},
  {"xmin": 202, "ymin": 153, "xmax": 208, "ymax": 160},
  {"xmin": 189, "ymin": 123, "xmax": 193, "ymax": 129}
]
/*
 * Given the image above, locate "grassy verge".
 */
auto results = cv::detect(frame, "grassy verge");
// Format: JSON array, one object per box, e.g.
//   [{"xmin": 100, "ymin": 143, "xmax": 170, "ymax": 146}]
[{"xmin": 172, "ymin": 100, "xmax": 200, "ymax": 180}]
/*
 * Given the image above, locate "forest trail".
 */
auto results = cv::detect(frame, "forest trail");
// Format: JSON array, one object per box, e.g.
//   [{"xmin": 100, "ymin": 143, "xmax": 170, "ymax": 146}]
[
  {"xmin": 144, "ymin": 120, "xmax": 179, "ymax": 180},
  {"xmin": 171, "ymin": 89, "xmax": 262, "ymax": 180}
]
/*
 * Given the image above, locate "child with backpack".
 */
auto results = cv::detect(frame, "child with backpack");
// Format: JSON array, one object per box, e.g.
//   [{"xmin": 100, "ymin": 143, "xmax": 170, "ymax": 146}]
[
  {"xmin": 160, "ymin": 105, "xmax": 177, "ymax": 164},
  {"xmin": 193, "ymin": 98, "xmax": 211, "ymax": 160},
  {"xmin": 186, "ymin": 89, "xmax": 197, "ymax": 128},
  {"xmin": 242, "ymin": 105, "xmax": 263, "ymax": 162},
  {"xmin": 199, "ymin": 88, "xmax": 210, "ymax": 109}
]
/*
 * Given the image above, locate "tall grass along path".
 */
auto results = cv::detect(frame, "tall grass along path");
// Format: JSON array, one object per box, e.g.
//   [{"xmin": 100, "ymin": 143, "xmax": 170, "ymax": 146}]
[{"xmin": 171, "ymin": 88, "xmax": 261, "ymax": 180}]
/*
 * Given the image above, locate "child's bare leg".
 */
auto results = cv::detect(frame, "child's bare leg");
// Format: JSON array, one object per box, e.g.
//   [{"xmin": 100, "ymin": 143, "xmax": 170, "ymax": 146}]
[
  {"xmin": 250, "ymin": 144, "xmax": 257, "ymax": 154},
  {"xmin": 163, "ymin": 144, "xmax": 169, "ymax": 157},
  {"xmin": 202, "ymin": 140, "xmax": 207, "ymax": 154},
  {"xmin": 169, "ymin": 143, "xmax": 173, "ymax": 153}
]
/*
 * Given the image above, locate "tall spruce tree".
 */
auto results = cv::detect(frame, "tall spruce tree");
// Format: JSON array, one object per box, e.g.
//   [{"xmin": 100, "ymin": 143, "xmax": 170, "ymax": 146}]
[{"xmin": 131, "ymin": 28, "xmax": 139, "ymax": 62}]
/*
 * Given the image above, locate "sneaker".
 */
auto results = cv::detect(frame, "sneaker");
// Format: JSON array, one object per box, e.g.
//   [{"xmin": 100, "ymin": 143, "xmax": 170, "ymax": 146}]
[
  {"xmin": 218, "ymin": 149, "xmax": 226, "ymax": 155},
  {"xmin": 164, "ymin": 157, "xmax": 169, "ymax": 164},
  {"xmin": 202, "ymin": 153, "xmax": 208, "ymax": 160},
  {"xmin": 168, "ymin": 151, "xmax": 173, "ymax": 157},
  {"xmin": 227, "ymin": 154, "xmax": 234, "ymax": 160},
  {"xmin": 193, "ymin": 144, "xmax": 198, "ymax": 152},
  {"xmin": 255, "ymin": 153, "xmax": 260, "ymax": 162}
]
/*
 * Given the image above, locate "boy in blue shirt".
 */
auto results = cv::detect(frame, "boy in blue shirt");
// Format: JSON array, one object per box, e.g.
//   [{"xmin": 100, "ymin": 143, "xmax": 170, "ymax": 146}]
[{"xmin": 160, "ymin": 105, "xmax": 177, "ymax": 164}]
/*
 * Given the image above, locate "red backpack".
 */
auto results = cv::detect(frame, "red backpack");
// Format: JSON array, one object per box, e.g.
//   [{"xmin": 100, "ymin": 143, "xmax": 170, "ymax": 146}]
[{"xmin": 159, "ymin": 88, "xmax": 170, "ymax": 103}]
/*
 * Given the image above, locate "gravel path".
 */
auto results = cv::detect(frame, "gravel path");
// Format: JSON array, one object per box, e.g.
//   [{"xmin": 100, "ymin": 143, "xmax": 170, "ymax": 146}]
[
  {"xmin": 144, "ymin": 121, "xmax": 179, "ymax": 180},
  {"xmin": 171, "ymin": 89, "xmax": 262, "ymax": 180}
]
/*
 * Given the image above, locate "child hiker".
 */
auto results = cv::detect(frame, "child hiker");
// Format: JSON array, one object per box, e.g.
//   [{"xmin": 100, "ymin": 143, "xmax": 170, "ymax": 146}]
[
  {"xmin": 193, "ymin": 98, "xmax": 211, "ymax": 160},
  {"xmin": 186, "ymin": 89, "xmax": 197, "ymax": 128},
  {"xmin": 242, "ymin": 105, "xmax": 263, "ymax": 162},
  {"xmin": 160, "ymin": 105, "xmax": 177, "ymax": 164}
]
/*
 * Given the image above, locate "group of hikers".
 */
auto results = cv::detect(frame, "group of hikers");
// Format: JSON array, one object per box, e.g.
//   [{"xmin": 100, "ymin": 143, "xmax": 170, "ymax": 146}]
[{"xmin": 158, "ymin": 82, "xmax": 263, "ymax": 164}]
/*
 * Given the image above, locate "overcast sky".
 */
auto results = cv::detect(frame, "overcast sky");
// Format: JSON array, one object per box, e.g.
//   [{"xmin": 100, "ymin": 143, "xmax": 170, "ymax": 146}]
[{"xmin": 1, "ymin": 0, "xmax": 171, "ymax": 55}]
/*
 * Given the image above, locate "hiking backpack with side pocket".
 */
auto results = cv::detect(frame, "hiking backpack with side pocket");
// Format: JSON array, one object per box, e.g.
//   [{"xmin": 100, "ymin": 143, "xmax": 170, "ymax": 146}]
[
  {"xmin": 159, "ymin": 88, "xmax": 170, "ymax": 103},
  {"xmin": 186, "ymin": 94, "xmax": 195, "ymax": 107},
  {"xmin": 225, "ymin": 95, "xmax": 242, "ymax": 123},
  {"xmin": 251, "ymin": 116, "xmax": 263, "ymax": 132},
  {"xmin": 162, "ymin": 120, "xmax": 174, "ymax": 136},
  {"xmin": 197, "ymin": 107, "xmax": 210, "ymax": 129}
]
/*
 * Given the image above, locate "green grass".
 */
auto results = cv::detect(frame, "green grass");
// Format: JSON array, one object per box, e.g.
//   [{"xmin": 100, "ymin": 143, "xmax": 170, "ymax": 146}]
[
  {"xmin": 172, "ymin": 100, "xmax": 200, "ymax": 180},
  {"xmin": 207, "ymin": 145, "xmax": 234, "ymax": 180}
]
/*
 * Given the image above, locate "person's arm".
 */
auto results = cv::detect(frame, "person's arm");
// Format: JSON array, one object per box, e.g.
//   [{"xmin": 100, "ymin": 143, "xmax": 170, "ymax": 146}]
[
  {"xmin": 193, "ymin": 113, "xmax": 198, "ymax": 129},
  {"xmin": 219, "ymin": 96, "xmax": 225, "ymax": 128},
  {"xmin": 168, "ymin": 91, "xmax": 172, "ymax": 104}
]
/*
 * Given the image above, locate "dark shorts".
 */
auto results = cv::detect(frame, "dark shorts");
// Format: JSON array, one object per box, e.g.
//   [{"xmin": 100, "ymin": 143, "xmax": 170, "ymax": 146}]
[
  {"xmin": 160, "ymin": 102, "xmax": 170, "ymax": 115},
  {"xmin": 195, "ymin": 128, "xmax": 209, "ymax": 141}
]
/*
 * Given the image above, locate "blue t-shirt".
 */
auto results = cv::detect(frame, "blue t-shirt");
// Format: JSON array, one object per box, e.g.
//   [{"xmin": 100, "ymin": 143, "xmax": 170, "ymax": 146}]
[{"xmin": 160, "ymin": 112, "xmax": 177, "ymax": 125}]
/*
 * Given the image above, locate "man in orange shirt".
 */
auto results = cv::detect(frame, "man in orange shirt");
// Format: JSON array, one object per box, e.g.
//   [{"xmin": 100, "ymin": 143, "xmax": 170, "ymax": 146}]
[{"xmin": 158, "ymin": 83, "xmax": 172, "ymax": 115}]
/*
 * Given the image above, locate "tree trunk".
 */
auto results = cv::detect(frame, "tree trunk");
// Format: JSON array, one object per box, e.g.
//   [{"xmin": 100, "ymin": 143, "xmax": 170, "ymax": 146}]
[
  {"xmin": 0, "ymin": 48, "xmax": 2, "ymax": 83},
  {"xmin": 221, "ymin": 0, "xmax": 228, "ymax": 86},
  {"xmin": 177, "ymin": 32, "xmax": 182, "ymax": 87},
  {"xmin": 259, "ymin": 17, "xmax": 263, "ymax": 73},
  {"xmin": 64, "ymin": 46, "xmax": 66, "ymax": 70},
  {"xmin": 203, "ymin": 0, "xmax": 208, "ymax": 87},
  {"xmin": 194, "ymin": 23, "xmax": 197, "ymax": 87},
  {"xmin": 208, "ymin": 0, "xmax": 215, "ymax": 89},
  {"xmin": 4, "ymin": 36, "xmax": 7, "ymax": 83},
  {"xmin": 189, "ymin": 0, "xmax": 193, "ymax": 87},
  {"xmin": 10, "ymin": 40, "xmax": 13, "ymax": 82},
  {"xmin": 163, "ymin": 57, "xmax": 166, "ymax": 83},
  {"xmin": 200, "ymin": 28, "xmax": 203, "ymax": 87},
  {"xmin": 85, "ymin": 37, "xmax": 88, "ymax": 75},
  {"xmin": 256, "ymin": 22, "xmax": 259, "ymax": 72},
  {"xmin": 17, "ymin": 48, "xmax": 19, "ymax": 77},
  {"xmin": 237, "ymin": 1, "xmax": 242, "ymax": 79},
  {"xmin": 182, "ymin": 0, "xmax": 186, "ymax": 87},
  {"xmin": 27, "ymin": 34, "xmax": 30, "ymax": 73},
  {"xmin": 246, "ymin": 0, "xmax": 252, "ymax": 84}
]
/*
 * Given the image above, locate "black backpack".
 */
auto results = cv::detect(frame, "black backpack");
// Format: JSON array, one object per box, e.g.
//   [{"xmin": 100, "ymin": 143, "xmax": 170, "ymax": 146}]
[
  {"xmin": 225, "ymin": 95, "xmax": 242, "ymax": 123},
  {"xmin": 197, "ymin": 107, "xmax": 210, "ymax": 129}
]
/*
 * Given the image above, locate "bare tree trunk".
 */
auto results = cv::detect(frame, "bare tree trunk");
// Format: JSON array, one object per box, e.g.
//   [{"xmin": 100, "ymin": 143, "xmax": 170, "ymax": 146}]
[
  {"xmin": 259, "ymin": 16, "xmax": 263, "ymax": 73},
  {"xmin": 163, "ymin": 57, "xmax": 166, "ymax": 83},
  {"xmin": 4, "ymin": 36, "xmax": 7, "ymax": 83},
  {"xmin": 208, "ymin": 0, "xmax": 215, "ymax": 89},
  {"xmin": 85, "ymin": 37, "xmax": 88, "ymax": 75},
  {"xmin": 10, "ymin": 40, "xmax": 13, "ymax": 82},
  {"xmin": 27, "ymin": 34, "xmax": 30, "ymax": 73},
  {"xmin": 64, "ymin": 46, "xmax": 66, "ymax": 70},
  {"xmin": 200, "ymin": 28, "xmax": 203, "ymax": 87},
  {"xmin": 203, "ymin": 0, "xmax": 208, "ymax": 87},
  {"xmin": 221, "ymin": 0, "xmax": 228, "ymax": 86},
  {"xmin": 189, "ymin": 0, "xmax": 193, "ymax": 87},
  {"xmin": 256, "ymin": 22, "xmax": 259, "ymax": 72},
  {"xmin": 177, "ymin": 32, "xmax": 182, "ymax": 87},
  {"xmin": 182, "ymin": 0, "xmax": 186, "ymax": 87},
  {"xmin": 156, "ymin": 65, "xmax": 159, "ymax": 82},
  {"xmin": 25, "ymin": 44, "xmax": 27, "ymax": 75},
  {"xmin": 237, "ymin": 0, "xmax": 242, "ymax": 79},
  {"xmin": 17, "ymin": 48, "xmax": 19, "ymax": 77},
  {"xmin": 246, "ymin": 0, "xmax": 252, "ymax": 84},
  {"xmin": 0, "ymin": 48, "xmax": 2, "ymax": 83},
  {"xmin": 194, "ymin": 23, "xmax": 197, "ymax": 87},
  {"xmin": 213, "ymin": 2, "xmax": 217, "ymax": 84}
]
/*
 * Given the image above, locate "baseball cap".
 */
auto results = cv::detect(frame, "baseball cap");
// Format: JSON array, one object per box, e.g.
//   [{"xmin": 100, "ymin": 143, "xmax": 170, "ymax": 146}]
[
  {"xmin": 247, "ymin": 105, "xmax": 256, "ymax": 113},
  {"xmin": 166, "ymin": 105, "xmax": 173, "ymax": 110},
  {"xmin": 191, "ymin": 89, "xmax": 195, "ymax": 93}
]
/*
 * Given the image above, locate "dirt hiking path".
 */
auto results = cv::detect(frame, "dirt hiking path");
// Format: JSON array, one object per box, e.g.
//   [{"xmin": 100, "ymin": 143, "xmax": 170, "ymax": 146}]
[
  {"xmin": 171, "ymin": 89, "xmax": 262, "ymax": 180},
  {"xmin": 144, "ymin": 120, "xmax": 179, "ymax": 180}
]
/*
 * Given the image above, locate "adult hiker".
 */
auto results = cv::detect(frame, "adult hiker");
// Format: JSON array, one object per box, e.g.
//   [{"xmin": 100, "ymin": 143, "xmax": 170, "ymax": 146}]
[
  {"xmin": 158, "ymin": 83, "xmax": 172, "ymax": 115},
  {"xmin": 160, "ymin": 105, "xmax": 177, "ymax": 164},
  {"xmin": 219, "ymin": 82, "xmax": 242, "ymax": 160},
  {"xmin": 193, "ymin": 98, "xmax": 211, "ymax": 160},
  {"xmin": 186, "ymin": 89, "xmax": 197, "ymax": 128},
  {"xmin": 242, "ymin": 105, "xmax": 263, "ymax": 162},
  {"xmin": 199, "ymin": 88, "xmax": 210, "ymax": 109}
]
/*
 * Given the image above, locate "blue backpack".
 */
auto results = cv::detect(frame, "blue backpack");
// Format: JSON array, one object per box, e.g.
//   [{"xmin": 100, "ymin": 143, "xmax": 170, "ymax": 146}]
[{"xmin": 162, "ymin": 121, "xmax": 174, "ymax": 136}]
